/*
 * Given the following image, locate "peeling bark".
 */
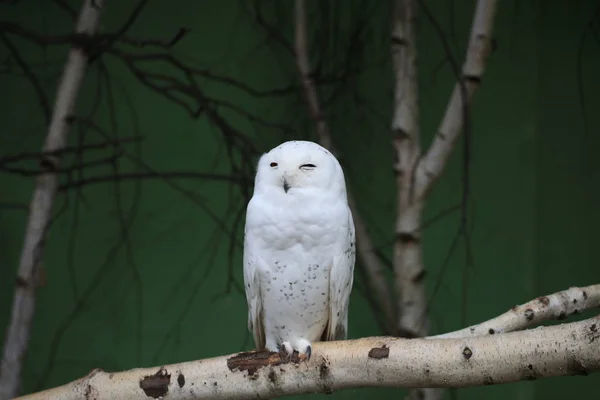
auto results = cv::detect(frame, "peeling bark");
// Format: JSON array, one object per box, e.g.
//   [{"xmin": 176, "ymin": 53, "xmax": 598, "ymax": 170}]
[
  {"xmin": 16, "ymin": 315, "xmax": 600, "ymax": 400},
  {"xmin": 0, "ymin": 2, "xmax": 105, "ymax": 399}
]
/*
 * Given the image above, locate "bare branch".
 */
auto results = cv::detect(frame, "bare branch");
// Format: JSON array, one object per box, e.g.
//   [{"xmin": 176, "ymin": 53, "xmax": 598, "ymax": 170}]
[
  {"xmin": 435, "ymin": 284, "xmax": 600, "ymax": 339},
  {"xmin": 416, "ymin": 0, "xmax": 497, "ymax": 197},
  {"xmin": 0, "ymin": 2, "xmax": 105, "ymax": 398},
  {"xmin": 0, "ymin": 135, "xmax": 142, "ymax": 166},
  {"xmin": 15, "ymin": 315, "xmax": 600, "ymax": 400},
  {"xmin": 293, "ymin": 0, "xmax": 395, "ymax": 333},
  {"xmin": 58, "ymin": 171, "xmax": 244, "ymax": 192},
  {"xmin": 0, "ymin": 33, "xmax": 51, "ymax": 122}
]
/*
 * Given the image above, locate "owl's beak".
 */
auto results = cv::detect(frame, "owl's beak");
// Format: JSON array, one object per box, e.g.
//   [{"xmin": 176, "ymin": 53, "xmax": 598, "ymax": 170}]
[{"xmin": 282, "ymin": 178, "xmax": 291, "ymax": 193}]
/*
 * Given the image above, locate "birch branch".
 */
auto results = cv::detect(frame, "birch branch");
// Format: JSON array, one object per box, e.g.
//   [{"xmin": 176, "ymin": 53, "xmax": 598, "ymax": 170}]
[
  {"xmin": 417, "ymin": 283, "xmax": 600, "ymax": 400},
  {"xmin": 416, "ymin": 0, "xmax": 497, "ymax": 197},
  {"xmin": 393, "ymin": 3, "xmax": 496, "ymax": 397},
  {"xmin": 16, "ymin": 315, "xmax": 600, "ymax": 400},
  {"xmin": 434, "ymin": 284, "xmax": 600, "ymax": 339},
  {"xmin": 293, "ymin": 0, "xmax": 396, "ymax": 332},
  {"xmin": 0, "ymin": 2, "xmax": 104, "ymax": 399},
  {"xmin": 390, "ymin": 0, "xmax": 427, "ymax": 340}
]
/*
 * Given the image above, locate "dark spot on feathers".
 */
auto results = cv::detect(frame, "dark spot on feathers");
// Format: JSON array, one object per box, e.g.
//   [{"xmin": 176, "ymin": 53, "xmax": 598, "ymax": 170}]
[
  {"xmin": 177, "ymin": 373, "xmax": 185, "ymax": 388},
  {"xmin": 368, "ymin": 345, "xmax": 389, "ymax": 359},
  {"xmin": 488, "ymin": 328, "xmax": 495, "ymax": 334}
]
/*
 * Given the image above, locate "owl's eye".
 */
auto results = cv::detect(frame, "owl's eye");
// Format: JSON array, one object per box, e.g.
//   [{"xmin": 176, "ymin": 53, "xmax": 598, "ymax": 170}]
[
  {"xmin": 270, "ymin": 162, "xmax": 278, "ymax": 167},
  {"xmin": 300, "ymin": 163, "xmax": 316, "ymax": 170}
]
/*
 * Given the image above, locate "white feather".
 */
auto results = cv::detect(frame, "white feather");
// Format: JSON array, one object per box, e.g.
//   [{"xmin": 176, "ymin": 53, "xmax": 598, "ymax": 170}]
[{"xmin": 243, "ymin": 140, "xmax": 355, "ymax": 353}]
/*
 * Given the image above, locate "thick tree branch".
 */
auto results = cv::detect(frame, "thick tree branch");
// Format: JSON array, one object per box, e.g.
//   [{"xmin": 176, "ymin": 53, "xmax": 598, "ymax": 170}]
[
  {"xmin": 16, "ymin": 315, "xmax": 600, "ymax": 400},
  {"xmin": 416, "ymin": 0, "xmax": 497, "ymax": 197},
  {"xmin": 293, "ymin": 0, "xmax": 396, "ymax": 333},
  {"xmin": 0, "ymin": 2, "xmax": 104, "ymax": 399}
]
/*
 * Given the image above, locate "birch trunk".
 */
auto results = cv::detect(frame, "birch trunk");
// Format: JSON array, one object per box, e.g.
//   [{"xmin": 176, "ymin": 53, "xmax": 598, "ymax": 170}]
[
  {"xmin": 14, "ymin": 315, "xmax": 600, "ymax": 400},
  {"xmin": 0, "ymin": 2, "xmax": 104, "ymax": 399},
  {"xmin": 393, "ymin": 2, "xmax": 498, "ymax": 398},
  {"xmin": 391, "ymin": 0, "xmax": 426, "ymax": 339},
  {"xmin": 293, "ymin": 0, "xmax": 396, "ymax": 332}
]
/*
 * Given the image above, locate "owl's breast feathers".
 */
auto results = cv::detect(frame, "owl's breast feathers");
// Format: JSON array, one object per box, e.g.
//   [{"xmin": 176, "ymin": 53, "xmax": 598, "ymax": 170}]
[{"xmin": 246, "ymin": 193, "xmax": 347, "ymax": 252}]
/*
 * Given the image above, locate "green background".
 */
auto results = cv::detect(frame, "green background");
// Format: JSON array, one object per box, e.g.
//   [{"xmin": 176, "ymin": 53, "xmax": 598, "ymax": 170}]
[{"xmin": 1, "ymin": 0, "xmax": 599, "ymax": 399}]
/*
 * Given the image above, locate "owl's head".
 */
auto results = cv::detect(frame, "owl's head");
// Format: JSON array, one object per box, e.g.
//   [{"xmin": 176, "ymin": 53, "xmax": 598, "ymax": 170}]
[{"xmin": 253, "ymin": 140, "xmax": 347, "ymax": 198}]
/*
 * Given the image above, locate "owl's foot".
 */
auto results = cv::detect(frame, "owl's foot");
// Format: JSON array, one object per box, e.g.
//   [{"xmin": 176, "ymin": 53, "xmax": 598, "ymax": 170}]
[
  {"xmin": 278, "ymin": 341, "xmax": 293, "ymax": 362},
  {"xmin": 298, "ymin": 345, "xmax": 312, "ymax": 362},
  {"xmin": 296, "ymin": 339, "xmax": 312, "ymax": 362},
  {"xmin": 278, "ymin": 339, "xmax": 312, "ymax": 362}
]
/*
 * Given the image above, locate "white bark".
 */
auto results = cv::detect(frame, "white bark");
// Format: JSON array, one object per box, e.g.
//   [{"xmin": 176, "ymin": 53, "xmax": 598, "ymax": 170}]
[
  {"xmin": 293, "ymin": 0, "xmax": 396, "ymax": 332},
  {"xmin": 390, "ymin": 0, "xmax": 426, "ymax": 339},
  {"xmin": 0, "ymin": 2, "xmax": 104, "ymax": 399},
  {"xmin": 416, "ymin": 0, "xmax": 497, "ymax": 197},
  {"xmin": 15, "ymin": 315, "xmax": 600, "ymax": 400},
  {"xmin": 391, "ymin": 2, "xmax": 497, "ymax": 398},
  {"xmin": 416, "ymin": 284, "xmax": 600, "ymax": 400},
  {"xmin": 435, "ymin": 284, "xmax": 600, "ymax": 339}
]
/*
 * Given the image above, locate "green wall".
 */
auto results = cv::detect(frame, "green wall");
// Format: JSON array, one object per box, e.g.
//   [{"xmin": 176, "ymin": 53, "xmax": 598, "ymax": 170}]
[{"xmin": 1, "ymin": 1, "xmax": 599, "ymax": 399}]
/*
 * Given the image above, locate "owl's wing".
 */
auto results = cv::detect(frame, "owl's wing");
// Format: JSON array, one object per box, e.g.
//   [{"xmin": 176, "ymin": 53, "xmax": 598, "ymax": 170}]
[
  {"xmin": 324, "ymin": 206, "xmax": 356, "ymax": 341},
  {"xmin": 243, "ymin": 227, "xmax": 266, "ymax": 350}
]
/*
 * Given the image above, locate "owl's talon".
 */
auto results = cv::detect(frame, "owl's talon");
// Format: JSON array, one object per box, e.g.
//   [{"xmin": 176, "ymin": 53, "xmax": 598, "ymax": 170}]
[
  {"xmin": 278, "ymin": 341, "xmax": 293, "ymax": 362},
  {"xmin": 296, "ymin": 342, "xmax": 312, "ymax": 362}
]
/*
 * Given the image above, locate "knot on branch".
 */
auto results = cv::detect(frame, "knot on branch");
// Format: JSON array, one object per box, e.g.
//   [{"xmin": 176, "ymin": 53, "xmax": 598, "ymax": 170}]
[{"xmin": 139, "ymin": 367, "xmax": 170, "ymax": 399}]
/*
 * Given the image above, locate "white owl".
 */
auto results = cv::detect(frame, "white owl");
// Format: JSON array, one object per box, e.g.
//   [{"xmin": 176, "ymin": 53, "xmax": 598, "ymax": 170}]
[{"xmin": 243, "ymin": 140, "xmax": 355, "ymax": 360}]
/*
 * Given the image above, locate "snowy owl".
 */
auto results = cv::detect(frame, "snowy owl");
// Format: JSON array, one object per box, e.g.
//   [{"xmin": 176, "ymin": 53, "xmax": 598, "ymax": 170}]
[{"xmin": 243, "ymin": 140, "xmax": 355, "ymax": 361}]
